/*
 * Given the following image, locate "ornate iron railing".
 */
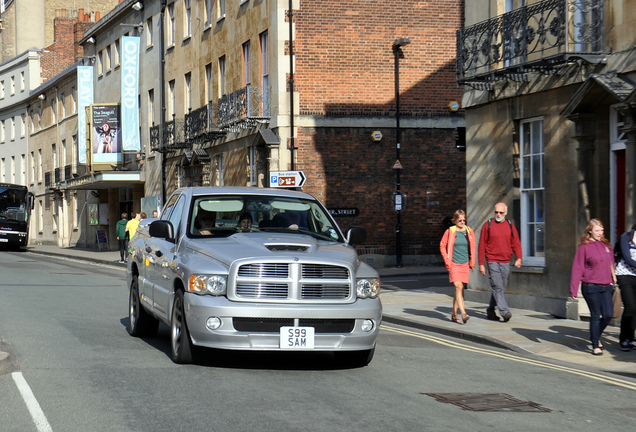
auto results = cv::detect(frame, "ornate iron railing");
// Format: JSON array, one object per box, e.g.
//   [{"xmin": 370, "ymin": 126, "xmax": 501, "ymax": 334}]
[
  {"xmin": 456, "ymin": 0, "xmax": 605, "ymax": 87},
  {"xmin": 216, "ymin": 84, "xmax": 269, "ymax": 132}
]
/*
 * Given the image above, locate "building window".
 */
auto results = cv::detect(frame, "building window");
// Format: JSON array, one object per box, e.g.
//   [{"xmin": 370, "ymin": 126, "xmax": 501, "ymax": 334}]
[
  {"xmin": 20, "ymin": 72, "xmax": 25, "ymax": 92},
  {"xmin": 10, "ymin": 76, "xmax": 15, "ymax": 95},
  {"xmin": 30, "ymin": 152, "xmax": 35, "ymax": 185},
  {"xmin": 146, "ymin": 17, "xmax": 154, "ymax": 46},
  {"xmin": 0, "ymin": 158, "xmax": 4, "ymax": 182},
  {"xmin": 184, "ymin": 0, "xmax": 192, "ymax": 38},
  {"xmin": 215, "ymin": 154, "xmax": 224, "ymax": 186},
  {"xmin": 9, "ymin": 117, "xmax": 15, "ymax": 141},
  {"xmin": 205, "ymin": 63, "xmax": 213, "ymax": 103},
  {"xmin": 218, "ymin": 55, "xmax": 225, "ymax": 97},
  {"xmin": 11, "ymin": 156, "xmax": 15, "ymax": 183},
  {"xmin": 114, "ymin": 39, "xmax": 121, "ymax": 67},
  {"xmin": 52, "ymin": 144, "xmax": 57, "ymax": 170},
  {"xmin": 243, "ymin": 41, "xmax": 251, "ymax": 86},
  {"xmin": 21, "ymin": 154, "xmax": 26, "ymax": 185},
  {"xmin": 50, "ymin": 98, "xmax": 56, "ymax": 124},
  {"xmin": 169, "ymin": 80, "xmax": 176, "ymax": 118},
  {"xmin": 204, "ymin": 0, "xmax": 213, "ymax": 27},
  {"xmin": 260, "ymin": 31, "xmax": 269, "ymax": 116},
  {"xmin": 105, "ymin": 45, "xmax": 112, "ymax": 72},
  {"xmin": 97, "ymin": 51, "xmax": 103, "ymax": 76},
  {"xmin": 72, "ymin": 134, "xmax": 77, "ymax": 167},
  {"xmin": 148, "ymin": 89, "xmax": 155, "ymax": 126},
  {"xmin": 0, "ymin": 80, "xmax": 4, "ymax": 99},
  {"xmin": 0, "ymin": 120, "xmax": 4, "ymax": 143},
  {"xmin": 167, "ymin": 3, "xmax": 175, "ymax": 47},
  {"xmin": 71, "ymin": 86, "xmax": 77, "ymax": 113},
  {"xmin": 60, "ymin": 93, "xmax": 66, "ymax": 119},
  {"xmin": 184, "ymin": 72, "xmax": 192, "ymax": 114},
  {"xmin": 217, "ymin": 0, "xmax": 226, "ymax": 20},
  {"xmin": 38, "ymin": 149, "xmax": 43, "ymax": 182},
  {"xmin": 520, "ymin": 118, "xmax": 545, "ymax": 265},
  {"xmin": 20, "ymin": 113, "xmax": 26, "ymax": 137}
]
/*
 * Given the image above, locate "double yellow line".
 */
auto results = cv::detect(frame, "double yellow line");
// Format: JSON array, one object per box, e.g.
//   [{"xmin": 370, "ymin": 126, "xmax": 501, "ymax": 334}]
[{"xmin": 382, "ymin": 324, "xmax": 636, "ymax": 391}]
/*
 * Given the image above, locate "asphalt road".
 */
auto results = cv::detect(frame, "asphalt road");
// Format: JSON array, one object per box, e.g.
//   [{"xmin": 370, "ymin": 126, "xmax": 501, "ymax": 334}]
[{"xmin": 1, "ymin": 251, "xmax": 634, "ymax": 431}]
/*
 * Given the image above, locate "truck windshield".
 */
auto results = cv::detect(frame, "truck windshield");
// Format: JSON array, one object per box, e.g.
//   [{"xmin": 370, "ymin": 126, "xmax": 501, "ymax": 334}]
[
  {"xmin": 0, "ymin": 186, "xmax": 29, "ymax": 223},
  {"xmin": 188, "ymin": 194, "xmax": 342, "ymax": 241}
]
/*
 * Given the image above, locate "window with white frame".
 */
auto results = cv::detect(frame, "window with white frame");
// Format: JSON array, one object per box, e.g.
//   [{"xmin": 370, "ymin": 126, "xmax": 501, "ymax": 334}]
[
  {"xmin": 0, "ymin": 80, "xmax": 4, "ymax": 99},
  {"xmin": 38, "ymin": 149, "xmax": 43, "ymax": 182},
  {"xmin": 146, "ymin": 17, "xmax": 154, "ymax": 46},
  {"xmin": 71, "ymin": 86, "xmax": 77, "ymax": 113},
  {"xmin": 9, "ymin": 117, "xmax": 15, "ymax": 140},
  {"xmin": 50, "ymin": 98, "xmax": 56, "ymax": 124},
  {"xmin": 97, "ymin": 51, "xmax": 103, "ymax": 76},
  {"xmin": 30, "ymin": 151, "xmax": 35, "ymax": 184},
  {"xmin": 260, "ymin": 31, "xmax": 269, "ymax": 116},
  {"xmin": 243, "ymin": 41, "xmax": 251, "ymax": 86},
  {"xmin": 205, "ymin": 0, "xmax": 213, "ymax": 27},
  {"xmin": 10, "ymin": 76, "xmax": 15, "ymax": 95},
  {"xmin": 20, "ymin": 113, "xmax": 25, "ymax": 137},
  {"xmin": 184, "ymin": 0, "xmax": 191, "ymax": 38},
  {"xmin": 218, "ymin": 55, "xmax": 225, "ymax": 97},
  {"xmin": 0, "ymin": 120, "xmax": 4, "ymax": 142},
  {"xmin": 11, "ymin": 156, "xmax": 15, "ymax": 183},
  {"xmin": 20, "ymin": 72, "xmax": 25, "ymax": 92},
  {"xmin": 218, "ymin": 0, "xmax": 226, "ymax": 20},
  {"xmin": 520, "ymin": 118, "xmax": 545, "ymax": 265},
  {"xmin": 148, "ymin": 89, "xmax": 155, "ymax": 126},
  {"xmin": 169, "ymin": 80, "xmax": 176, "ymax": 118},
  {"xmin": 184, "ymin": 72, "xmax": 191, "ymax": 114},
  {"xmin": 21, "ymin": 154, "xmax": 26, "ymax": 185},
  {"xmin": 105, "ymin": 45, "xmax": 111, "ymax": 72},
  {"xmin": 60, "ymin": 93, "xmax": 66, "ymax": 119},
  {"xmin": 167, "ymin": 3, "xmax": 175, "ymax": 47}
]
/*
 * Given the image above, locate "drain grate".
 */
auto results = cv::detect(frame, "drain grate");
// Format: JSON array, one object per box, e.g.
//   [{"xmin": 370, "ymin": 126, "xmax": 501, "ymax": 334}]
[{"xmin": 423, "ymin": 393, "xmax": 552, "ymax": 412}]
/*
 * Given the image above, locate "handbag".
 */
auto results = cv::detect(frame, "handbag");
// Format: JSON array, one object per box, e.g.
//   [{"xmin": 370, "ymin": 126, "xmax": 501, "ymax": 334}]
[{"xmin": 613, "ymin": 284, "xmax": 622, "ymax": 318}]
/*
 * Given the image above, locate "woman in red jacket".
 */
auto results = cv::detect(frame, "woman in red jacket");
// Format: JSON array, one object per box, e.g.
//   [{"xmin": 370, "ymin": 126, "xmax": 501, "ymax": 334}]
[{"xmin": 440, "ymin": 210, "xmax": 476, "ymax": 323}]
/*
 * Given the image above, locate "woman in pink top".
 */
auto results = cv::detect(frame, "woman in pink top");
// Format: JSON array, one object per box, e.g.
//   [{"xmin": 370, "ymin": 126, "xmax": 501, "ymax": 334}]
[{"xmin": 570, "ymin": 219, "xmax": 615, "ymax": 356}]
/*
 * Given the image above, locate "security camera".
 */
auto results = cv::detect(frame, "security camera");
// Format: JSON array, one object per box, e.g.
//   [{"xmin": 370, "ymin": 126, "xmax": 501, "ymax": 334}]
[
  {"xmin": 87, "ymin": 37, "xmax": 95, "ymax": 44},
  {"xmin": 38, "ymin": 94, "xmax": 46, "ymax": 100},
  {"xmin": 132, "ymin": 2, "xmax": 143, "ymax": 11}
]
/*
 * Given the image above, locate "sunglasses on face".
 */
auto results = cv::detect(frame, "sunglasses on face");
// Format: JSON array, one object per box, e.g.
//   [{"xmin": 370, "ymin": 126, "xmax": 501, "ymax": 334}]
[{"xmin": 495, "ymin": 211, "xmax": 505, "ymax": 214}]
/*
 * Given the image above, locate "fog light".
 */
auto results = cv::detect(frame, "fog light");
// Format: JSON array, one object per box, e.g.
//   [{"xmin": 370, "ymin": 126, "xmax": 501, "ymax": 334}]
[
  {"xmin": 361, "ymin": 319, "xmax": 374, "ymax": 332},
  {"xmin": 206, "ymin": 317, "xmax": 222, "ymax": 330}
]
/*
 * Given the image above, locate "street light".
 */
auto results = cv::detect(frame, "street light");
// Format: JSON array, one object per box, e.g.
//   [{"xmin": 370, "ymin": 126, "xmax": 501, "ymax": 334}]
[{"xmin": 393, "ymin": 37, "xmax": 410, "ymax": 268}]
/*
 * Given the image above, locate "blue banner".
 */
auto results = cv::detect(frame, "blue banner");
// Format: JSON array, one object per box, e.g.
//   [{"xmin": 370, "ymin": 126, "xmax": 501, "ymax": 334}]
[
  {"xmin": 121, "ymin": 36, "xmax": 141, "ymax": 152},
  {"xmin": 77, "ymin": 66, "xmax": 94, "ymax": 164}
]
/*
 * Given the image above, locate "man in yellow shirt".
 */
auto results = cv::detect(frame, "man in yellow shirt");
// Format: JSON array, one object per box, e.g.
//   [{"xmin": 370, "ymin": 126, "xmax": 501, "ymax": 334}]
[{"xmin": 126, "ymin": 212, "xmax": 141, "ymax": 240}]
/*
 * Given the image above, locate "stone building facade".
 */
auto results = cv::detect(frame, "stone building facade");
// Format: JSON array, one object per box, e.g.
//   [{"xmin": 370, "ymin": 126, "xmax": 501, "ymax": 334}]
[{"xmin": 458, "ymin": 0, "xmax": 636, "ymax": 317}]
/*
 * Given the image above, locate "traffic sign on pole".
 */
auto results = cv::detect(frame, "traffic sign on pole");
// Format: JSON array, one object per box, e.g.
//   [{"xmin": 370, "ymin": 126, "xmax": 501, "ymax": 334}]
[{"xmin": 270, "ymin": 171, "xmax": 306, "ymax": 188}]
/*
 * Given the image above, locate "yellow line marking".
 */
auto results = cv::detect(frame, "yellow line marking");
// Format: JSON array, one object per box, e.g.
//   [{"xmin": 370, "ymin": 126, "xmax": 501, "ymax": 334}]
[{"xmin": 382, "ymin": 324, "xmax": 636, "ymax": 391}]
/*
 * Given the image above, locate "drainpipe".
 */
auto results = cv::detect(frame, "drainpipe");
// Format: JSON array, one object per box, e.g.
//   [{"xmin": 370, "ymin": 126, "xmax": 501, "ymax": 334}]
[
  {"xmin": 288, "ymin": 0, "xmax": 295, "ymax": 171},
  {"xmin": 160, "ymin": 0, "xmax": 167, "ymax": 206}
]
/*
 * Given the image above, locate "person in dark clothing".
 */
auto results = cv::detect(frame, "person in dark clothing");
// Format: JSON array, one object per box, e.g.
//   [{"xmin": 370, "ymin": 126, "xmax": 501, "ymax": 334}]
[
  {"xmin": 616, "ymin": 223, "xmax": 636, "ymax": 352},
  {"xmin": 116, "ymin": 212, "xmax": 129, "ymax": 263}
]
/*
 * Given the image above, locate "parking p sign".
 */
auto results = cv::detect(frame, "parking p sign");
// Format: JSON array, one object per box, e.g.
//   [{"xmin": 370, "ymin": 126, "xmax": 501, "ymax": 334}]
[{"xmin": 270, "ymin": 171, "xmax": 306, "ymax": 188}]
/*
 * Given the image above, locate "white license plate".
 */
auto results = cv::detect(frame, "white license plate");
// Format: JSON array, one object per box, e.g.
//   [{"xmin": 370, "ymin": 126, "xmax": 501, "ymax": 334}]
[
  {"xmin": 0, "ymin": 238, "xmax": 8, "ymax": 242},
  {"xmin": 280, "ymin": 326, "xmax": 315, "ymax": 349}
]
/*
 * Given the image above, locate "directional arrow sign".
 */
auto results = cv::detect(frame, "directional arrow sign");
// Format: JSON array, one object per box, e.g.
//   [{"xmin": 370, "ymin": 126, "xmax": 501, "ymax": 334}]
[{"xmin": 270, "ymin": 171, "xmax": 307, "ymax": 188}]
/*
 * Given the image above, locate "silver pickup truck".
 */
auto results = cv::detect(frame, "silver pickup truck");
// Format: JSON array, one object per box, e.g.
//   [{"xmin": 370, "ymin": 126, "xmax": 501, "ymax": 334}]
[{"xmin": 126, "ymin": 187, "xmax": 382, "ymax": 366}]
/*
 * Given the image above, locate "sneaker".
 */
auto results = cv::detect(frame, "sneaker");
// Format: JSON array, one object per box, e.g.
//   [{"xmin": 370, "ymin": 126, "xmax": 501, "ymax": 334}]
[
  {"xmin": 118, "ymin": 259, "xmax": 124, "ymax": 263},
  {"xmin": 487, "ymin": 314, "xmax": 500, "ymax": 321},
  {"xmin": 619, "ymin": 340, "xmax": 632, "ymax": 352},
  {"xmin": 502, "ymin": 312, "xmax": 512, "ymax": 322}
]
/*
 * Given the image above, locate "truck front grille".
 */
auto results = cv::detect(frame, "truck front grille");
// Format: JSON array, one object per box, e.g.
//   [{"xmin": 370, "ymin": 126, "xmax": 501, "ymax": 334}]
[
  {"xmin": 233, "ymin": 318, "xmax": 355, "ymax": 333},
  {"xmin": 234, "ymin": 262, "xmax": 353, "ymax": 301}
]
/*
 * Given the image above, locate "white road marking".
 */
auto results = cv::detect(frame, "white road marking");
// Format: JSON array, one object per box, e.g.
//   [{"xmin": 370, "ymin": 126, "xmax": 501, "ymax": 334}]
[
  {"xmin": 12, "ymin": 372, "xmax": 54, "ymax": 432},
  {"xmin": 382, "ymin": 324, "xmax": 636, "ymax": 391}
]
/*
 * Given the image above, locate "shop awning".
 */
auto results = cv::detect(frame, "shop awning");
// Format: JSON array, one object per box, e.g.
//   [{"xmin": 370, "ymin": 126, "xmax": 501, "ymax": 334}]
[{"xmin": 59, "ymin": 171, "xmax": 145, "ymax": 190}]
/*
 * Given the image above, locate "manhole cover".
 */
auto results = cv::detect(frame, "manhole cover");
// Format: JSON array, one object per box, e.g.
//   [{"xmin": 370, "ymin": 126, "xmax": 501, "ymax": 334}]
[{"xmin": 423, "ymin": 393, "xmax": 551, "ymax": 412}]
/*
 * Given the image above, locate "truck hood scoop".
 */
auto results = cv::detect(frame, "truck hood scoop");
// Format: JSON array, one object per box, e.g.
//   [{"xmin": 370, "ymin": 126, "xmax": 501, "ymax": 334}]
[{"xmin": 265, "ymin": 244, "xmax": 310, "ymax": 252}]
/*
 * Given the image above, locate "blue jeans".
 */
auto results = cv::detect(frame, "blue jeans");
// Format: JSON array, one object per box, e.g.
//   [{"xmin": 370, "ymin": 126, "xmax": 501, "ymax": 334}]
[
  {"xmin": 581, "ymin": 283, "xmax": 614, "ymax": 349},
  {"xmin": 486, "ymin": 262, "xmax": 510, "ymax": 316}
]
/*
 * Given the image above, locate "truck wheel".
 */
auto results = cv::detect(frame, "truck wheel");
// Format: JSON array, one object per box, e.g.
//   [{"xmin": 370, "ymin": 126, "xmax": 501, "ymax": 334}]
[
  {"xmin": 335, "ymin": 346, "xmax": 375, "ymax": 368},
  {"xmin": 171, "ymin": 290, "xmax": 194, "ymax": 364},
  {"xmin": 128, "ymin": 276, "xmax": 158, "ymax": 337}
]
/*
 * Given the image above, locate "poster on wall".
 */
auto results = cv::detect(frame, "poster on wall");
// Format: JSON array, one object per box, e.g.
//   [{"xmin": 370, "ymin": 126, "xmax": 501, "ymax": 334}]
[{"xmin": 91, "ymin": 104, "xmax": 122, "ymax": 166}]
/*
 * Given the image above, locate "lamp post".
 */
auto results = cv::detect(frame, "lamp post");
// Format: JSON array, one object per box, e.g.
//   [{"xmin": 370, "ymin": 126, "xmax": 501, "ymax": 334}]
[{"xmin": 393, "ymin": 38, "xmax": 409, "ymax": 268}]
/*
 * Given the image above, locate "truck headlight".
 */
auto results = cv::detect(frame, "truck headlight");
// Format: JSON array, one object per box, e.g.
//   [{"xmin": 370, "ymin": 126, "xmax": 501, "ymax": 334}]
[
  {"xmin": 189, "ymin": 275, "xmax": 227, "ymax": 296},
  {"xmin": 356, "ymin": 278, "xmax": 380, "ymax": 299}
]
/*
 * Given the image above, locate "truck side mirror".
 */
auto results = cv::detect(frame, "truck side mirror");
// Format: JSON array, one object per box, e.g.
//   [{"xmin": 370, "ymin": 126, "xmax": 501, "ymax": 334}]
[
  {"xmin": 149, "ymin": 220, "xmax": 175, "ymax": 242},
  {"xmin": 344, "ymin": 226, "xmax": 367, "ymax": 246}
]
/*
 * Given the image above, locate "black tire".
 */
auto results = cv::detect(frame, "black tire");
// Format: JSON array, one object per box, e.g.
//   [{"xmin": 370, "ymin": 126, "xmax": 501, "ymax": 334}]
[
  {"xmin": 335, "ymin": 346, "xmax": 375, "ymax": 368},
  {"xmin": 128, "ymin": 275, "xmax": 159, "ymax": 337},
  {"xmin": 171, "ymin": 290, "xmax": 195, "ymax": 364}
]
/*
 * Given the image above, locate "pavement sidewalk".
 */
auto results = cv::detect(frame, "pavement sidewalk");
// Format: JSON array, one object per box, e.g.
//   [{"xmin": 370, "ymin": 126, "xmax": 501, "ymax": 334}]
[{"xmin": 4, "ymin": 244, "xmax": 636, "ymax": 375}]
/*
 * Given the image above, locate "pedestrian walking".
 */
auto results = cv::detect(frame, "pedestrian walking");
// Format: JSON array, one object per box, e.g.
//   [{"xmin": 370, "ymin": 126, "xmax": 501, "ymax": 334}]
[
  {"xmin": 570, "ymin": 218, "xmax": 615, "ymax": 356},
  {"xmin": 478, "ymin": 202, "xmax": 522, "ymax": 322},
  {"xmin": 440, "ymin": 210, "xmax": 476, "ymax": 324},
  {"xmin": 126, "ymin": 212, "xmax": 141, "ymax": 240},
  {"xmin": 116, "ymin": 212, "xmax": 129, "ymax": 263},
  {"xmin": 615, "ymin": 222, "xmax": 636, "ymax": 352}
]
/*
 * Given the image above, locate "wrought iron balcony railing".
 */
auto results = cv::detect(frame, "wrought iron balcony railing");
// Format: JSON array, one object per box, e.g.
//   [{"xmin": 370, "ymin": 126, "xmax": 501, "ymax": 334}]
[
  {"xmin": 150, "ymin": 105, "xmax": 227, "ymax": 153},
  {"xmin": 456, "ymin": 0, "xmax": 606, "ymax": 88},
  {"xmin": 216, "ymin": 84, "xmax": 270, "ymax": 132}
]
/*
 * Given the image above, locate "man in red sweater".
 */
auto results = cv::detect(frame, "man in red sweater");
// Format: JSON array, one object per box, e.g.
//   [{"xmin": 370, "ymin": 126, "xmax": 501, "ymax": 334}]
[{"xmin": 478, "ymin": 202, "xmax": 523, "ymax": 322}]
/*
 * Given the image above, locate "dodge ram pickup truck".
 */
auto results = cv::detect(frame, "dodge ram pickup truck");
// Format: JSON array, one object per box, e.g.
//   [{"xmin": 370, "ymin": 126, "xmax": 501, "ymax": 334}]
[{"xmin": 126, "ymin": 187, "xmax": 382, "ymax": 366}]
